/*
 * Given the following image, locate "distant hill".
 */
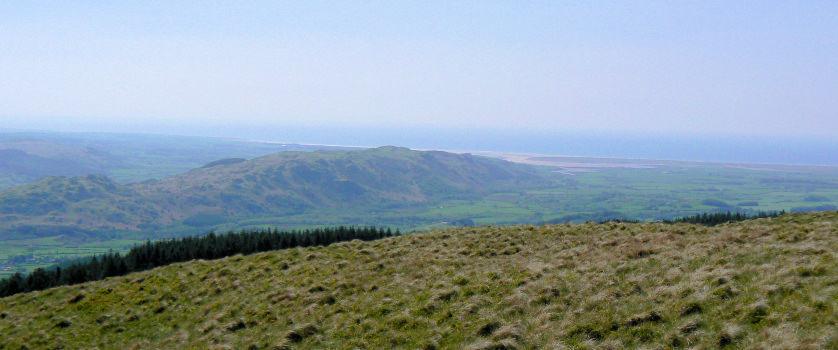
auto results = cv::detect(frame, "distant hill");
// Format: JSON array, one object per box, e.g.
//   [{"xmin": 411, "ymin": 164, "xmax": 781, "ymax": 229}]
[
  {"xmin": 0, "ymin": 147, "xmax": 547, "ymax": 239},
  {"xmin": 0, "ymin": 175, "xmax": 146, "ymax": 239},
  {"xmin": 0, "ymin": 131, "xmax": 360, "ymax": 190},
  {"xmin": 0, "ymin": 140, "xmax": 123, "ymax": 189},
  {"xmin": 1, "ymin": 211, "xmax": 835, "ymax": 348}
]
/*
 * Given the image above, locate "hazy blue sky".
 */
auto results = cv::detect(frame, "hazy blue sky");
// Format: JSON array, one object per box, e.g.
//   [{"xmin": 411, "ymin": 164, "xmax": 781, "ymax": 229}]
[{"xmin": 1, "ymin": 1, "xmax": 836, "ymax": 142}]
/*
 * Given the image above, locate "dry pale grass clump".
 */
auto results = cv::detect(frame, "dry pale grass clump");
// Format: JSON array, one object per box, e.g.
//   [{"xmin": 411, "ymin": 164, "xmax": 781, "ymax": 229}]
[{"xmin": 1, "ymin": 212, "xmax": 837, "ymax": 348}]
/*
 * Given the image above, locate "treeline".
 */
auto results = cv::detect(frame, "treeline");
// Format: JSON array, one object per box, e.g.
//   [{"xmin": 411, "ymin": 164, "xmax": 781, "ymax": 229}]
[
  {"xmin": 664, "ymin": 210, "xmax": 785, "ymax": 226},
  {"xmin": 0, "ymin": 226, "xmax": 397, "ymax": 298}
]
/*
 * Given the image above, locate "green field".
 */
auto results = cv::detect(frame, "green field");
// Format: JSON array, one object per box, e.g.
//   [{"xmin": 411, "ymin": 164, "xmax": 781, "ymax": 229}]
[
  {"xmin": 0, "ymin": 236, "xmax": 143, "ymax": 278},
  {"xmin": 405, "ymin": 164, "xmax": 838, "ymax": 228},
  {"xmin": 212, "ymin": 163, "xmax": 838, "ymax": 232}
]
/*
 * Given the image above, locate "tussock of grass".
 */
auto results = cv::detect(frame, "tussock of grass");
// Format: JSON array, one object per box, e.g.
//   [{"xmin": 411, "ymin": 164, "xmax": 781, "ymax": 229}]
[{"xmin": 1, "ymin": 212, "xmax": 837, "ymax": 348}]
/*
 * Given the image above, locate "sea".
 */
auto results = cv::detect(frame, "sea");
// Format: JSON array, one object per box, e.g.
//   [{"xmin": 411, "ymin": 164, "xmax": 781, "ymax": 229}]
[
  {"xmin": 3, "ymin": 125, "xmax": 836, "ymax": 166},
  {"xmin": 242, "ymin": 126, "xmax": 838, "ymax": 166}
]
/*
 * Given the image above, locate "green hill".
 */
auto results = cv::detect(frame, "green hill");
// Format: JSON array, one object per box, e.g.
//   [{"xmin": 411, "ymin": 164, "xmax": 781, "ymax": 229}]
[
  {"xmin": 139, "ymin": 146, "xmax": 544, "ymax": 212},
  {"xmin": 0, "ymin": 147, "xmax": 546, "ymax": 237},
  {"xmin": 0, "ymin": 139, "xmax": 123, "ymax": 190},
  {"xmin": 1, "ymin": 212, "xmax": 835, "ymax": 349},
  {"xmin": 0, "ymin": 131, "xmax": 359, "ymax": 190},
  {"xmin": 0, "ymin": 174, "xmax": 149, "ymax": 239}
]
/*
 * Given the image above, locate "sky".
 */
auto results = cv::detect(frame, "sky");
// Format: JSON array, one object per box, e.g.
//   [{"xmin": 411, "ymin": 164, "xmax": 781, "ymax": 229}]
[{"xmin": 1, "ymin": 1, "xmax": 837, "ymax": 152}]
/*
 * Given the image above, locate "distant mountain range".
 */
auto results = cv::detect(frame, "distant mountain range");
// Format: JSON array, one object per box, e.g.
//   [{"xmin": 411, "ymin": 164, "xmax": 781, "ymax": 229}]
[{"xmin": 0, "ymin": 146, "xmax": 547, "ymax": 239}]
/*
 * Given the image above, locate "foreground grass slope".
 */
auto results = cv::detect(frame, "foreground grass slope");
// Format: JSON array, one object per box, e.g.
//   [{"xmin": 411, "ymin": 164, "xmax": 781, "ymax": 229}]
[{"xmin": 1, "ymin": 212, "xmax": 836, "ymax": 349}]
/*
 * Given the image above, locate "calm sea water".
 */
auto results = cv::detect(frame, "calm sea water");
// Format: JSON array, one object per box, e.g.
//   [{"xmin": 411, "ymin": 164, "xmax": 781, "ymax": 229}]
[
  {"xmin": 5, "ymin": 126, "xmax": 835, "ymax": 166},
  {"xmin": 244, "ymin": 126, "xmax": 838, "ymax": 166}
]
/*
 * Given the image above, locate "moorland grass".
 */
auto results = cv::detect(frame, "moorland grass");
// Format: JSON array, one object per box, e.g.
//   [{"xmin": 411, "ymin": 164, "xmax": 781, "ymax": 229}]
[{"xmin": 0, "ymin": 212, "xmax": 836, "ymax": 349}]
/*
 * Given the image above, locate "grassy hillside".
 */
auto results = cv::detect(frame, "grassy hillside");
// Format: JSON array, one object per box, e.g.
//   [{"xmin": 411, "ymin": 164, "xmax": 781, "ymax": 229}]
[
  {"xmin": 0, "ymin": 175, "xmax": 148, "ymax": 239},
  {"xmin": 1, "ymin": 212, "xmax": 835, "ymax": 349},
  {"xmin": 138, "ymin": 146, "xmax": 544, "ymax": 215},
  {"xmin": 0, "ymin": 147, "xmax": 546, "ymax": 238}
]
